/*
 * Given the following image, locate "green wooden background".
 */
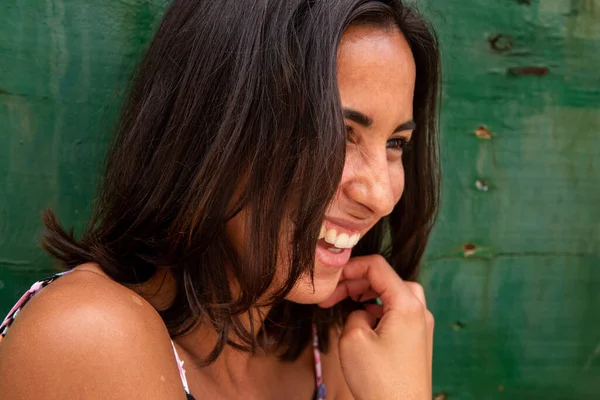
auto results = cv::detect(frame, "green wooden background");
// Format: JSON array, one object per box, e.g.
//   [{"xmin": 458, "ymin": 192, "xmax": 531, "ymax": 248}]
[{"xmin": 1, "ymin": 1, "xmax": 599, "ymax": 398}]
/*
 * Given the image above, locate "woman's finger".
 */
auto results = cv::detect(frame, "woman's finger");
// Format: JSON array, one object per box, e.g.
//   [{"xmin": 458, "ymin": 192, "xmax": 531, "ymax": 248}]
[
  {"xmin": 354, "ymin": 290, "xmax": 379, "ymax": 303},
  {"xmin": 405, "ymin": 281, "xmax": 427, "ymax": 307},
  {"xmin": 344, "ymin": 309, "xmax": 378, "ymax": 332},
  {"xmin": 318, "ymin": 280, "xmax": 369, "ymax": 308},
  {"xmin": 339, "ymin": 255, "xmax": 411, "ymax": 314},
  {"xmin": 364, "ymin": 303, "xmax": 383, "ymax": 319},
  {"xmin": 405, "ymin": 282, "xmax": 434, "ymax": 379},
  {"xmin": 318, "ymin": 279, "xmax": 374, "ymax": 308}
]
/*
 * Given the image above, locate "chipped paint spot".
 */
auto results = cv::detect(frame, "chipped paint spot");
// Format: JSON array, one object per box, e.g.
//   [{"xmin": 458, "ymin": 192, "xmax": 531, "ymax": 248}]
[
  {"xmin": 475, "ymin": 180, "xmax": 489, "ymax": 192},
  {"xmin": 452, "ymin": 321, "xmax": 467, "ymax": 331},
  {"xmin": 463, "ymin": 243, "xmax": 477, "ymax": 257},
  {"xmin": 475, "ymin": 125, "xmax": 493, "ymax": 140},
  {"xmin": 489, "ymin": 34, "xmax": 513, "ymax": 51},
  {"xmin": 507, "ymin": 66, "xmax": 550, "ymax": 76}
]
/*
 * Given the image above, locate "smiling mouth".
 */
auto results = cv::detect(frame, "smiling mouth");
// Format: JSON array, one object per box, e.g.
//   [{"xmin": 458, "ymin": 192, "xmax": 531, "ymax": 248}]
[{"xmin": 318, "ymin": 224, "xmax": 361, "ymax": 253}]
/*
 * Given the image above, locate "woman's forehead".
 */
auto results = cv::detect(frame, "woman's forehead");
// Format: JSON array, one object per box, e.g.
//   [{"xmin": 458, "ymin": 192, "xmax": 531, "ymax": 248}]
[{"xmin": 337, "ymin": 25, "xmax": 416, "ymax": 125}]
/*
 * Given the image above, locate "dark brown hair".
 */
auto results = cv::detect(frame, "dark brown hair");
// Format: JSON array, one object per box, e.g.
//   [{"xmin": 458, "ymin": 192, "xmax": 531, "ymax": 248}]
[{"xmin": 42, "ymin": 0, "xmax": 440, "ymax": 364}]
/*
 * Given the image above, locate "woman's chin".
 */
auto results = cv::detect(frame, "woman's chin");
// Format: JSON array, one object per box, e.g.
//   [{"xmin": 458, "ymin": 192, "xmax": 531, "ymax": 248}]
[{"xmin": 284, "ymin": 264, "xmax": 343, "ymax": 304}]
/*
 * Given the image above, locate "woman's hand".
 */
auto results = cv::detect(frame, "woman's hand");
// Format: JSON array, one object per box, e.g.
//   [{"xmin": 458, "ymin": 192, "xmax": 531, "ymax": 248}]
[{"xmin": 318, "ymin": 255, "xmax": 434, "ymax": 400}]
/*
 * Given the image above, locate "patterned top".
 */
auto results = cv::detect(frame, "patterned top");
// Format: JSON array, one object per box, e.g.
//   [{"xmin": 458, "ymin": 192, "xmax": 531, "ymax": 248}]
[{"xmin": 0, "ymin": 271, "xmax": 326, "ymax": 400}]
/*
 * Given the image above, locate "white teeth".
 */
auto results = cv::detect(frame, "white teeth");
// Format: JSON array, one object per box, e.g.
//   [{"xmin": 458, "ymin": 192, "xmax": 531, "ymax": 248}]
[
  {"xmin": 334, "ymin": 233, "xmax": 349, "ymax": 248},
  {"xmin": 321, "ymin": 225, "xmax": 361, "ymax": 249},
  {"xmin": 325, "ymin": 228, "xmax": 337, "ymax": 245}
]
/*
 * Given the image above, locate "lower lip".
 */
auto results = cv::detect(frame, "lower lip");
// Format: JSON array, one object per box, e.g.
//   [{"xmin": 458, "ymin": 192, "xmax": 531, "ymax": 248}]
[{"xmin": 315, "ymin": 239, "xmax": 352, "ymax": 269}]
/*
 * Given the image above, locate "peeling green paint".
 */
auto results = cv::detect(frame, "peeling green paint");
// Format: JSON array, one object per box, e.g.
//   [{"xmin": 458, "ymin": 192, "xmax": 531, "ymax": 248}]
[{"xmin": 422, "ymin": 0, "xmax": 600, "ymax": 398}]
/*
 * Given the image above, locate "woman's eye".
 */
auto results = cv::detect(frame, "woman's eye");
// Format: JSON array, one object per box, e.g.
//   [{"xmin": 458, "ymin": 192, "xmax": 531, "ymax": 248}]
[{"xmin": 387, "ymin": 137, "xmax": 411, "ymax": 152}]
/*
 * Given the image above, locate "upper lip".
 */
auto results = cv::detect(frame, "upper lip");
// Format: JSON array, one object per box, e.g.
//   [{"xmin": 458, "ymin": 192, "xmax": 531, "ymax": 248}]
[{"xmin": 323, "ymin": 216, "xmax": 372, "ymax": 234}]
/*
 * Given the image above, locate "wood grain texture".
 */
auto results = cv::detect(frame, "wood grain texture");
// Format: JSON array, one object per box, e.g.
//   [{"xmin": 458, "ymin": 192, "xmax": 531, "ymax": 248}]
[
  {"xmin": 0, "ymin": 0, "xmax": 167, "ymax": 304},
  {"xmin": 0, "ymin": 0, "xmax": 599, "ymax": 398},
  {"xmin": 422, "ymin": 0, "xmax": 600, "ymax": 398}
]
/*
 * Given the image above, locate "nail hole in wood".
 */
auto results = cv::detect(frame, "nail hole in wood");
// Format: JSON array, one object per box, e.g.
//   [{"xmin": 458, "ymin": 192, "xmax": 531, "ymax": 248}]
[
  {"xmin": 452, "ymin": 321, "xmax": 467, "ymax": 331},
  {"xmin": 463, "ymin": 243, "xmax": 477, "ymax": 257},
  {"xmin": 489, "ymin": 34, "xmax": 513, "ymax": 52},
  {"xmin": 475, "ymin": 180, "xmax": 489, "ymax": 192},
  {"xmin": 475, "ymin": 125, "xmax": 493, "ymax": 139}
]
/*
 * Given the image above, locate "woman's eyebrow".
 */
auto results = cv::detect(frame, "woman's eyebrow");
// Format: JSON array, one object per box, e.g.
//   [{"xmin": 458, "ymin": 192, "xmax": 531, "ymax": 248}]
[
  {"xmin": 343, "ymin": 108, "xmax": 416, "ymax": 133},
  {"xmin": 343, "ymin": 108, "xmax": 373, "ymax": 127},
  {"xmin": 394, "ymin": 119, "xmax": 416, "ymax": 133}
]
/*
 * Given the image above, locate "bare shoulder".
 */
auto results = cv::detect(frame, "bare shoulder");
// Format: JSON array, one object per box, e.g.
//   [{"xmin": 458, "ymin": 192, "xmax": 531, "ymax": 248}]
[
  {"xmin": 322, "ymin": 325, "xmax": 355, "ymax": 400},
  {"xmin": 0, "ymin": 264, "xmax": 186, "ymax": 399}
]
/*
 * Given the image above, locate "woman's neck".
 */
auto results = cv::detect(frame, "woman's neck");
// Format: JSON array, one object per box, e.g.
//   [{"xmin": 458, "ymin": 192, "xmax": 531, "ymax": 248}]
[{"xmin": 132, "ymin": 267, "xmax": 279, "ymax": 384}]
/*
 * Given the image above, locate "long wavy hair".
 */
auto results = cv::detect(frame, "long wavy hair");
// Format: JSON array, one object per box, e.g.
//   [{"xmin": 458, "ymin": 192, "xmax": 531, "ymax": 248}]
[{"xmin": 41, "ymin": 0, "xmax": 441, "ymax": 364}]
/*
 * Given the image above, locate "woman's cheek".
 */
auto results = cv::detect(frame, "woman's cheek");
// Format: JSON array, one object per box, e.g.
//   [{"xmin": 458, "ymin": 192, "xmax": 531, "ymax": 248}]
[{"xmin": 391, "ymin": 161, "xmax": 405, "ymax": 202}]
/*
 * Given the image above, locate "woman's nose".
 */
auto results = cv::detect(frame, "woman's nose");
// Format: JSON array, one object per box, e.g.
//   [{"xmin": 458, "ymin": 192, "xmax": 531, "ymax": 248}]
[{"xmin": 342, "ymin": 151, "xmax": 400, "ymax": 219}]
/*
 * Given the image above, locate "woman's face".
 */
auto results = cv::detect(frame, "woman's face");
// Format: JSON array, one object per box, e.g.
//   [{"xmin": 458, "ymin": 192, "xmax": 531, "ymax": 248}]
[
  {"xmin": 290, "ymin": 24, "xmax": 416, "ymax": 303},
  {"xmin": 228, "ymin": 24, "xmax": 416, "ymax": 304}
]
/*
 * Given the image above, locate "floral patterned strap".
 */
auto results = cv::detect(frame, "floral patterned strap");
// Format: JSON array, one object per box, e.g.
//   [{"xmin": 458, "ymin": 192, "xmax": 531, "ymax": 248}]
[
  {"xmin": 171, "ymin": 341, "xmax": 191, "ymax": 394},
  {"xmin": 312, "ymin": 323, "xmax": 327, "ymax": 400}
]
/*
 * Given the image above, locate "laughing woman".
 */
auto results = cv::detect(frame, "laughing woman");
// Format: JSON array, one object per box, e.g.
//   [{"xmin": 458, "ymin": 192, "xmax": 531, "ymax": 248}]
[{"xmin": 0, "ymin": 0, "xmax": 440, "ymax": 399}]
